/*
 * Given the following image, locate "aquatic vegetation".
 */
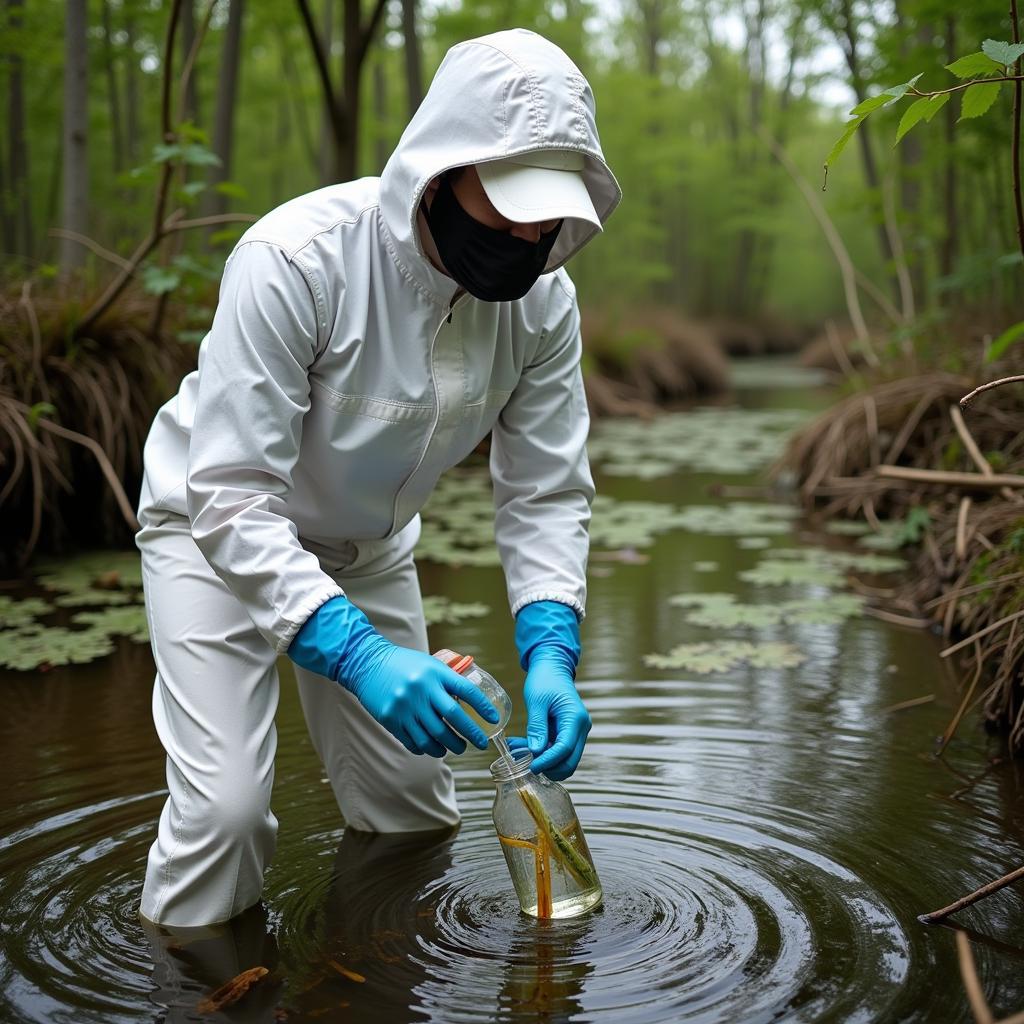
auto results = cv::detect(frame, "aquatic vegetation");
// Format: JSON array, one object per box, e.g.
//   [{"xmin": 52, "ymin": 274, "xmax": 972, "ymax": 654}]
[
  {"xmin": 643, "ymin": 641, "xmax": 806, "ymax": 673},
  {"xmin": 34, "ymin": 551, "xmax": 145, "ymax": 593},
  {"xmin": 693, "ymin": 561, "xmax": 718, "ymax": 572},
  {"xmin": 588, "ymin": 407, "xmax": 811, "ymax": 478},
  {"xmin": 421, "ymin": 596, "xmax": 491, "ymax": 626},
  {"xmin": 0, "ymin": 597, "xmax": 53, "ymax": 629},
  {"xmin": 70, "ymin": 606, "xmax": 150, "ymax": 644},
  {"xmin": 673, "ymin": 503, "xmax": 799, "ymax": 537},
  {"xmin": 739, "ymin": 547, "xmax": 905, "ymax": 587},
  {"xmin": 0, "ymin": 625, "xmax": 117, "ymax": 671},
  {"xmin": 669, "ymin": 592, "xmax": 865, "ymax": 628}
]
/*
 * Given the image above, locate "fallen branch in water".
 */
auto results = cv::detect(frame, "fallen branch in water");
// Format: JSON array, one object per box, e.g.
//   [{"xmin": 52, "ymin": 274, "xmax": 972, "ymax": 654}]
[
  {"xmin": 196, "ymin": 966, "xmax": 269, "ymax": 1013},
  {"xmin": 920, "ymin": 865, "xmax": 1024, "ymax": 924},
  {"xmin": 864, "ymin": 606, "xmax": 932, "ymax": 629},
  {"xmin": 880, "ymin": 694, "xmax": 935, "ymax": 713}
]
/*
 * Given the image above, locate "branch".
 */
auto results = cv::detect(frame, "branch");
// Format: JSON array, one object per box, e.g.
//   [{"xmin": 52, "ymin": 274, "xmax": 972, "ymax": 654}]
[
  {"xmin": 162, "ymin": 212, "xmax": 258, "ymax": 233},
  {"xmin": 74, "ymin": 0, "xmax": 184, "ymax": 337},
  {"xmin": 31, "ymin": 416, "xmax": 139, "ymax": 531},
  {"xmin": 875, "ymin": 465, "xmax": 1024, "ymax": 489},
  {"xmin": 908, "ymin": 74, "xmax": 1024, "ymax": 97},
  {"xmin": 176, "ymin": 0, "xmax": 217, "ymax": 125},
  {"xmin": 48, "ymin": 229, "xmax": 132, "ymax": 270},
  {"xmin": 295, "ymin": 0, "xmax": 348, "ymax": 142},
  {"xmin": 357, "ymin": 0, "xmax": 390, "ymax": 67},
  {"xmin": 920, "ymin": 865, "xmax": 1024, "ymax": 925},
  {"xmin": 758, "ymin": 126, "xmax": 879, "ymax": 365},
  {"xmin": 960, "ymin": 375, "xmax": 1024, "ymax": 408}
]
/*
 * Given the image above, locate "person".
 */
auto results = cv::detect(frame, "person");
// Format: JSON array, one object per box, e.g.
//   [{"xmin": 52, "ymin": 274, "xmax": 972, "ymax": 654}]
[{"xmin": 134, "ymin": 26, "xmax": 621, "ymax": 927}]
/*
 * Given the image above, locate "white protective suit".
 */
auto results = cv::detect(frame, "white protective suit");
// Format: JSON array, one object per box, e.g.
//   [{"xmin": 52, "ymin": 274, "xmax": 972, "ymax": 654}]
[{"xmin": 135, "ymin": 27, "xmax": 621, "ymax": 926}]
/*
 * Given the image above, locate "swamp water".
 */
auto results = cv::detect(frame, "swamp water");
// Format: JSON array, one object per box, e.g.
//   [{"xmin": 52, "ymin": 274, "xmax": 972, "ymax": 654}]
[{"xmin": 2, "ymin": 358, "xmax": 1024, "ymax": 1022}]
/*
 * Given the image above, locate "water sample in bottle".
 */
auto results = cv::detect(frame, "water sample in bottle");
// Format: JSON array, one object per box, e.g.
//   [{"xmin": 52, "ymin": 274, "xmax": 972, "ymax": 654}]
[{"xmin": 433, "ymin": 648, "xmax": 512, "ymax": 740}]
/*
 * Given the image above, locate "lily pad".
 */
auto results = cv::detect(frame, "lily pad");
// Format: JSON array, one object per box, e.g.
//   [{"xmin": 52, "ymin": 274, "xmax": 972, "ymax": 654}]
[
  {"xmin": 740, "ymin": 547, "xmax": 905, "ymax": 586},
  {"xmin": 643, "ymin": 640, "xmax": 806, "ymax": 673},
  {"xmin": 422, "ymin": 596, "xmax": 491, "ymax": 626},
  {"xmin": 0, "ymin": 625, "xmax": 117, "ymax": 671},
  {"xmin": 0, "ymin": 596, "xmax": 54, "ymax": 629},
  {"xmin": 693, "ymin": 561, "xmax": 718, "ymax": 572},
  {"xmin": 737, "ymin": 536, "xmax": 773, "ymax": 550},
  {"xmin": 34, "ymin": 550, "xmax": 144, "ymax": 593},
  {"xmin": 589, "ymin": 407, "xmax": 812, "ymax": 478},
  {"xmin": 70, "ymin": 606, "xmax": 150, "ymax": 643},
  {"xmin": 673, "ymin": 503, "xmax": 798, "ymax": 537}
]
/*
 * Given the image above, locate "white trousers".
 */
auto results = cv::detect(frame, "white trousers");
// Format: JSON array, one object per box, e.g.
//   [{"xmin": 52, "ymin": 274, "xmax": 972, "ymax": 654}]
[{"xmin": 135, "ymin": 509, "xmax": 459, "ymax": 927}]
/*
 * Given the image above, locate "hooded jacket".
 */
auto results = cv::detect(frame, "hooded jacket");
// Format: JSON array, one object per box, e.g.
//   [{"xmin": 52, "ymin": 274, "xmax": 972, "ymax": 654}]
[{"xmin": 137, "ymin": 28, "xmax": 621, "ymax": 653}]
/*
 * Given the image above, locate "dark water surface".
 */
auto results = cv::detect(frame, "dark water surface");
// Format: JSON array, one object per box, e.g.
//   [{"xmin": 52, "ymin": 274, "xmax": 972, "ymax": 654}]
[{"xmin": 2, "ymin": 364, "xmax": 1024, "ymax": 1023}]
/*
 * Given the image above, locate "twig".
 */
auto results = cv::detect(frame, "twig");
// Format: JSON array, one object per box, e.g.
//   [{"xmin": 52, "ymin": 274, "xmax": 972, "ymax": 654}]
[
  {"xmin": 925, "ymin": 573, "xmax": 1024, "ymax": 609},
  {"xmin": 956, "ymin": 496, "xmax": 972, "ymax": 560},
  {"xmin": 162, "ymin": 212, "xmax": 258, "ymax": 233},
  {"xmin": 882, "ymin": 391, "xmax": 937, "ymax": 464},
  {"xmin": 47, "ymin": 229, "xmax": 132, "ymax": 270},
  {"xmin": 864, "ymin": 606, "xmax": 932, "ymax": 629},
  {"xmin": 920, "ymin": 865, "xmax": 1024, "ymax": 924},
  {"xmin": 33, "ymin": 417, "xmax": 139, "ymax": 531},
  {"xmin": 825, "ymin": 319, "xmax": 858, "ymax": 378},
  {"xmin": 938, "ymin": 640, "xmax": 984, "ymax": 754},
  {"xmin": 960, "ymin": 376, "xmax": 1024, "ymax": 409},
  {"xmin": 875, "ymin": 465, "xmax": 1024, "ymax": 489},
  {"xmin": 950, "ymin": 403, "xmax": 1023, "ymax": 503},
  {"xmin": 941, "ymin": 611, "xmax": 1024, "ymax": 658},
  {"xmin": 881, "ymin": 694, "xmax": 935, "ymax": 713},
  {"xmin": 955, "ymin": 931, "xmax": 995, "ymax": 1024},
  {"xmin": 907, "ymin": 74, "xmax": 1024, "ymax": 96}
]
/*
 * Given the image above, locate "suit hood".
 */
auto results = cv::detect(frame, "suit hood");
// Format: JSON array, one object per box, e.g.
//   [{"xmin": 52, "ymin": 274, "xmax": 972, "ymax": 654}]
[{"xmin": 378, "ymin": 28, "xmax": 621, "ymax": 301}]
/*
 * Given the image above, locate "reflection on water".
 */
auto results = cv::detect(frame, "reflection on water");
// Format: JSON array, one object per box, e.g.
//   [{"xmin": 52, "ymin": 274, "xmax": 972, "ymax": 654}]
[{"xmin": 2, "ymin": 364, "xmax": 1024, "ymax": 1022}]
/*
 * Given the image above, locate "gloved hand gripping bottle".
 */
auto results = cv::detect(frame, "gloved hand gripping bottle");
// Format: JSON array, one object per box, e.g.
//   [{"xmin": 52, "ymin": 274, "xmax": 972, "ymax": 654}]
[{"xmin": 433, "ymin": 648, "xmax": 602, "ymax": 920}]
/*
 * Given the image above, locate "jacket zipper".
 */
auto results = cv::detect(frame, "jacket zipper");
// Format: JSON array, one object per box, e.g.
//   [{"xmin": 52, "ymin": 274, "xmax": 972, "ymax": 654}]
[{"xmin": 386, "ymin": 291, "xmax": 468, "ymax": 536}]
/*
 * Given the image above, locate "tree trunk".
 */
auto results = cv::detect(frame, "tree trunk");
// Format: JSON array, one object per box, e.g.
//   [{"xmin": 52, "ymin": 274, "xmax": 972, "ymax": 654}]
[
  {"xmin": 941, "ymin": 14, "xmax": 959, "ymax": 278},
  {"xmin": 60, "ymin": 0, "xmax": 89, "ymax": 279},
  {"xmin": 204, "ymin": 0, "xmax": 245, "ymax": 225},
  {"xmin": 124, "ymin": 12, "xmax": 141, "ymax": 165},
  {"xmin": 373, "ymin": 57, "xmax": 388, "ymax": 173},
  {"xmin": 7, "ymin": 0, "xmax": 32, "ymax": 259},
  {"xmin": 296, "ymin": 0, "xmax": 388, "ymax": 186},
  {"xmin": 401, "ymin": 0, "xmax": 423, "ymax": 115},
  {"xmin": 835, "ymin": 0, "xmax": 898, "ymax": 293},
  {"xmin": 180, "ymin": 0, "xmax": 199, "ymax": 124},
  {"xmin": 100, "ymin": 0, "xmax": 125, "ymax": 174},
  {"xmin": 319, "ymin": 0, "xmax": 335, "ymax": 184}
]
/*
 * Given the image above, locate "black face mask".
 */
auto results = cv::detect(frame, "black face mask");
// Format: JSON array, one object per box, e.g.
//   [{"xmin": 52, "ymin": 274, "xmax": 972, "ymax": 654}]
[{"xmin": 421, "ymin": 175, "xmax": 563, "ymax": 302}]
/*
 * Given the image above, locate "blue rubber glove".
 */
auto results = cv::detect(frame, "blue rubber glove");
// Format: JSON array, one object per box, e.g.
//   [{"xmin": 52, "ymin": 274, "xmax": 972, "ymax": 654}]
[
  {"xmin": 511, "ymin": 600, "xmax": 591, "ymax": 781},
  {"xmin": 288, "ymin": 595, "xmax": 499, "ymax": 757}
]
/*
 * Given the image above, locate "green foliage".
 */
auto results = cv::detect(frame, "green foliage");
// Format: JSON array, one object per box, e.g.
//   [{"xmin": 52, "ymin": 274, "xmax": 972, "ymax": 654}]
[{"xmin": 986, "ymin": 320, "xmax": 1024, "ymax": 362}]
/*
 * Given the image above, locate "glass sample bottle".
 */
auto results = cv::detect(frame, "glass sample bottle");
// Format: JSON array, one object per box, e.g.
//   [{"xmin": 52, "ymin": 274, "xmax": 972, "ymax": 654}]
[
  {"xmin": 490, "ymin": 751, "xmax": 602, "ymax": 920},
  {"xmin": 433, "ymin": 648, "xmax": 513, "ymax": 740}
]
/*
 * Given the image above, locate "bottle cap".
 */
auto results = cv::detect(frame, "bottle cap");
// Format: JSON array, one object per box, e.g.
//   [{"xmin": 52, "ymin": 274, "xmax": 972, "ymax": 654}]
[{"xmin": 432, "ymin": 648, "xmax": 475, "ymax": 675}]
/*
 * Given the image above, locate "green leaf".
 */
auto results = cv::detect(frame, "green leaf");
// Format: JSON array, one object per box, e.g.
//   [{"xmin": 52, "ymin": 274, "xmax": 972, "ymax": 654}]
[
  {"xmin": 825, "ymin": 116, "xmax": 865, "ymax": 168},
  {"xmin": 981, "ymin": 39, "xmax": 1024, "ymax": 66},
  {"xmin": 27, "ymin": 402, "xmax": 56, "ymax": 429},
  {"xmin": 850, "ymin": 94, "xmax": 893, "ymax": 117},
  {"xmin": 894, "ymin": 97, "xmax": 935, "ymax": 143},
  {"xmin": 882, "ymin": 73, "xmax": 924, "ymax": 103},
  {"xmin": 180, "ymin": 180, "xmax": 207, "ymax": 198},
  {"xmin": 945, "ymin": 51, "xmax": 1002, "ymax": 78},
  {"xmin": 960, "ymin": 81, "xmax": 1002, "ymax": 120},
  {"xmin": 142, "ymin": 265, "xmax": 181, "ymax": 295},
  {"xmin": 986, "ymin": 320, "xmax": 1024, "ymax": 362},
  {"xmin": 214, "ymin": 180, "xmax": 248, "ymax": 200},
  {"xmin": 921, "ymin": 92, "xmax": 951, "ymax": 123}
]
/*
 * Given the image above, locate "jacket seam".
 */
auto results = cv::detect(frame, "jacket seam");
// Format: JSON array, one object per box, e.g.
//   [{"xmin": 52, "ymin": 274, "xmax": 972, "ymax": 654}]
[{"xmin": 310, "ymin": 379, "xmax": 435, "ymax": 411}]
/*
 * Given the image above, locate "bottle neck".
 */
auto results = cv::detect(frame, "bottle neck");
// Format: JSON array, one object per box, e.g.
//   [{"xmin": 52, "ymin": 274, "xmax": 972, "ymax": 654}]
[{"xmin": 489, "ymin": 751, "xmax": 534, "ymax": 784}]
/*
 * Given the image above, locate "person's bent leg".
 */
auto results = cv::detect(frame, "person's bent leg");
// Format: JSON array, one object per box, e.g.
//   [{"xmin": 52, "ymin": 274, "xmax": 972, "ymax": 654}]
[
  {"xmin": 137, "ymin": 512, "xmax": 281, "ymax": 927},
  {"xmin": 294, "ymin": 544, "xmax": 460, "ymax": 833}
]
